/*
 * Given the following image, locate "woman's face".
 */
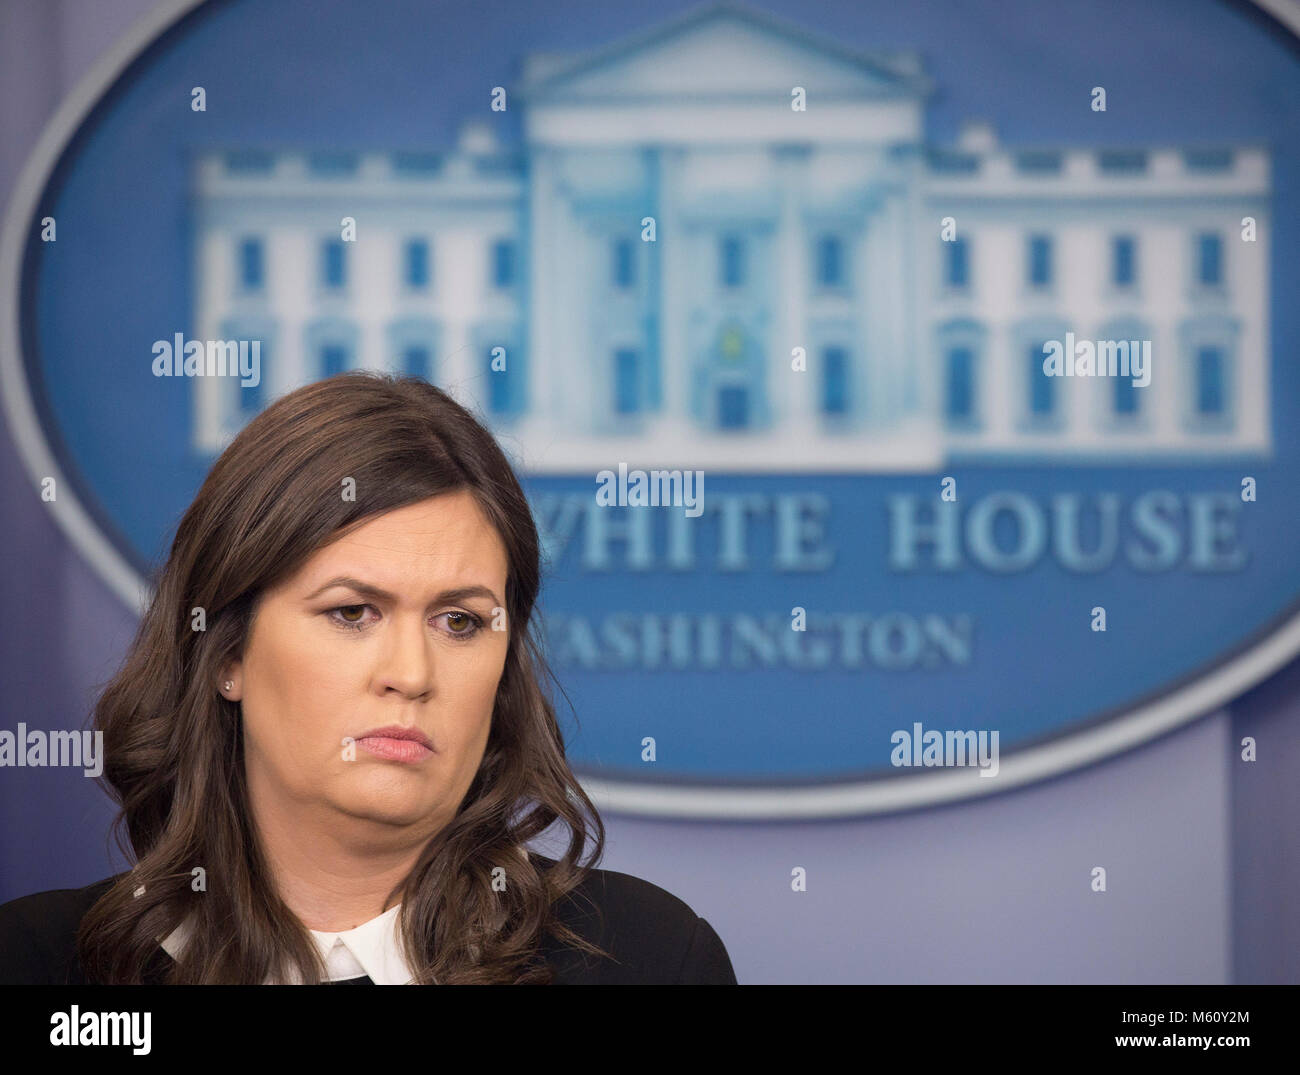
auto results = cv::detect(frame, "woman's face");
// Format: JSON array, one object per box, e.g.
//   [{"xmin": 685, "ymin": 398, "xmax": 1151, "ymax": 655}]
[{"xmin": 223, "ymin": 491, "xmax": 511, "ymax": 838}]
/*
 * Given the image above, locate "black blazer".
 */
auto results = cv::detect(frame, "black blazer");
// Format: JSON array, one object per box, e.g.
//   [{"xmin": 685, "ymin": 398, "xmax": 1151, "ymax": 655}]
[{"xmin": 0, "ymin": 854, "xmax": 737, "ymax": 985}]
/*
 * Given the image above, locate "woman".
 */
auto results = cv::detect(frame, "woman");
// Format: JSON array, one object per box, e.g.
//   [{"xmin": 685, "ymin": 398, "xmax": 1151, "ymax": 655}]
[{"xmin": 0, "ymin": 372, "xmax": 736, "ymax": 985}]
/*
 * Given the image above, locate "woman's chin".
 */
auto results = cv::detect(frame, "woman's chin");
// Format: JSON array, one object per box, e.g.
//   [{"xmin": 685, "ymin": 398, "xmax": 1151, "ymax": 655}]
[{"xmin": 334, "ymin": 782, "xmax": 443, "ymax": 828}]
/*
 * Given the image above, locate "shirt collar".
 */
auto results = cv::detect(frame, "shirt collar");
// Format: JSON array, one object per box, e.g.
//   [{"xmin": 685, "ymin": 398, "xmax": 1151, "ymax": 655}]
[
  {"xmin": 155, "ymin": 848, "xmax": 531, "ymax": 981},
  {"xmin": 309, "ymin": 903, "xmax": 412, "ymax": 985},
  {"xmin": 159, "ymin": 903, "xmax": 415, "ymax": 984}
]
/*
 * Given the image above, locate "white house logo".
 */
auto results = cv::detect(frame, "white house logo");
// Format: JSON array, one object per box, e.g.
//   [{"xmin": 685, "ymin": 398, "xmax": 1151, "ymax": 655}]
[
  {"xmin": 188, "ymin": 60, "xmax": 1269, "ymax": 470},
  {"xmin": 3, "ymin": 0, "xmax": 1299, "ymax": 818}
]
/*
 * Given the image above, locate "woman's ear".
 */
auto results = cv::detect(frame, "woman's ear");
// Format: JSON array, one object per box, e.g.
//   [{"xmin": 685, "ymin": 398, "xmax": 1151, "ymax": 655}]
[{"xmin": 218, "ymin": 660, "xmax": 244, "ymax": 702}]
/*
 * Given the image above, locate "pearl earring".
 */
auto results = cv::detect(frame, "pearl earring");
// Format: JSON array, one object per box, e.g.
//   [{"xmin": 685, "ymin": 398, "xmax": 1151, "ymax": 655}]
[{"xmin": 223, "ymin": 681, "xmax": 233, "ymax": 692}]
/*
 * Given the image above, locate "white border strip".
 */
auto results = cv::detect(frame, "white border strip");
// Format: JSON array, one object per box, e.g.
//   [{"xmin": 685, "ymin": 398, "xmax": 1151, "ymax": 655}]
[{"xmin": 2, "ymin": 0, "xmax": 1299, "ymax": 818}]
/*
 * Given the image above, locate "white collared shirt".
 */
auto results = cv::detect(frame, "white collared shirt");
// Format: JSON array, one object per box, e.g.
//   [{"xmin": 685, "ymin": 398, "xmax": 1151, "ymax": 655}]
[
  {"xmin": 154, "ymin": 848, "xmax": 530, "ymax": 982},
  {"xmin": 159, "ymin": 903, "xmax": 415, "ymax": 984}
]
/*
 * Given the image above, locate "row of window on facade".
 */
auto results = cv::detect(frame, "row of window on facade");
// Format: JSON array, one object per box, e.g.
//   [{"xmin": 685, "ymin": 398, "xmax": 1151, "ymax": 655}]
[
  {"xmin": 222, "ymin": 147, "xmax": 1237, "ymax": 180},
  {"xmin": 654, "ymin": 339, "xmax": 1234, "ymax": 430},
  {"xmin": 222, "ymin": 149, "xmax": 520, "ymax": 178},
  {"xmin": 232, "ymin": 229, "xmax": 1233, "ymax": 297},
  {"xmin": 228, "ymin": 232, "xmax": 805, "ymax": 294},
  {"xmin": 941, "ymin": 332, "xmax": 1235, "ymax": 431},
  {"xmin": 942, "ymin": 231, "xmax": 1230, "ymax": 291},
  {"xmin": 728, "ymin": 336, "xmax": 1235, "ymax": 430},
  {"xmin": 665, "ymin": 232, "xmax": 1231, "ymax": 293},
  {"xmin": 926, "ymin": 147, "xmax": 1237, "ymax": 176},
  {"xmin": 629, "ymin": 338, "xmax": 1236, "ymax": 430},
  {"xmin": 234, "ymin": 237, "xmax": 518, "ymax": 293},
  {"xmin": 224, "ymin": 321, "xmax": 523, "ymax": 418},
  {"xmin": 220, "ymin": 318, "xmax": 1237, "ymax": 434}
]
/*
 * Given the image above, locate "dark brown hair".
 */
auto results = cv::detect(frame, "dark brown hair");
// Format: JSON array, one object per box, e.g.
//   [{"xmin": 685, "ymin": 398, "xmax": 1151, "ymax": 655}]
[{"xmin": 78, "ymin": 372, "xmax": 606, "ymax": 983}]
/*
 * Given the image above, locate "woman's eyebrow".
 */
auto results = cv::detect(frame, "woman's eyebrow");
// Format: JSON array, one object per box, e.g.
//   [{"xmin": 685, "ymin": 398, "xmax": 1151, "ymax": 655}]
[{"xmin": 303, "ymin": 576, "xmax": 502, "ymax": 608}]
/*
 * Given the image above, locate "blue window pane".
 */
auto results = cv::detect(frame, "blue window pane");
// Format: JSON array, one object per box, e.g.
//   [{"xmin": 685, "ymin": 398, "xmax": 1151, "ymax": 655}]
[
  {"xmin": 720, "ymin": 236, "xmax": 744, "ymax": 287},
  {"xmin": 1196, "ymin": 346, "xmax": 1224, "ymax": 414},
  {"xmin": 1113, "ymin": 236, "xmax": 1135, "ymax": 286},
  {"xmin": 225, "ymin": 150, "xmax": 273, "ymax": 174},
  {"xmin": 405, "ymin": 240, "xmax": 429, "ymax": 288},
  {"xmin": 392, "ymin": 151, "xmax": 442, "ymax": 176},
  {"xmin": 1029, "ymin": 344, "xmax": 1053, "ymax": 414},
  {"xmin": 239, "ymin": 238, "xmax": 263, "ymax": 290},
  {"xmin": 946, "ymin": 238, "xmax": 968, "ymax": 288},
  {"xmin": 946, "ymin": 346, "xmax": 973, "ymax": 420},
  {"xmin": 1015, "ymin": 150, "xmax": 1061, "ymax": 174},
  {"xmin": 1113, "ymin": 372, "xmax": 1137, "ymax": 415},
  {"xmin": 1198, "ymin": 234, "xmax": 1222, "ymax": 286},
  {"xmin": 822, "ymin": 346, "xmax": 848, "ymax": 414},
  {"xmin": 308, "ymin": 151, "xmax": 358, "ymax": 176},
  {"xmin": 718, "ymin": 384, "xmax": 748, "ymax": 428},
  {"xmin": 927, "ymin": 150, "xmax": 979, "ymax": 174},
  {"xmin": 614, "ymin": 349, "xmax": 639, "ymax": 413},
  {"xmin": 321, "ymin": 343, "xmax": 349, "ymax": 377},
  {"xmin": 1185, "ymin": 148, "xmax": 1232, "ymax": 173},
  {"xmin": 613, "ymin": 239, "xmax": 635, "ymax": 288},
  {"xmin": 1028, "ymin": 236, "xmax": 1052, "ymax": 287},
  {"xmin": 402, "ymin": 346, "xmax": 430, "ymax": 379},
  {"xmin": 1098, "ymin": 149, "xmax": 1147, "ymax": 174},
  {"xmin": 817, "ymin": 236, "xmax": 843, "ymax": 287},
  {"xmin": 492, "ymin": 241, "xmax": 514, "ymax": 288},
  {"xmin": 322, "ymin": 240, "xmax": 346, "ymax": 288}
]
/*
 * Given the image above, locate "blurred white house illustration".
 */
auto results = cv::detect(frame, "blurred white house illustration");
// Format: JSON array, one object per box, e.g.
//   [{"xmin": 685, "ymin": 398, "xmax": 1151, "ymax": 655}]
[{"xmin": 190, "ymin": 0, "xmax": 1271, "ymax": 471}]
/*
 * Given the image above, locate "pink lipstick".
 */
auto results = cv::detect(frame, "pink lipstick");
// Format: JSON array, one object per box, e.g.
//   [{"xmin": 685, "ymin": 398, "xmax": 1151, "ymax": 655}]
[{"xmin": 355, "ymin": 725, "xmax": 435, "ymax": 763}]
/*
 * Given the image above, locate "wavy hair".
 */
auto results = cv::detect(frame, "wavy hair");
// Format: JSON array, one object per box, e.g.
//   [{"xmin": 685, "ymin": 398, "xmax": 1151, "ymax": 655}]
[{"xmin": 78, "ymin": 372, "xmax": 607, "ymax": 983}]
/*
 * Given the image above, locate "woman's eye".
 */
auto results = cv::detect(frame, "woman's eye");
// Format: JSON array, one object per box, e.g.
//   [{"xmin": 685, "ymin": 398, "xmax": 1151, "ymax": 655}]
[
  {"xmin": 329, "ymin": 604, "xmax": 376, "ymax": 630},
  {"xmin": 441, "ymin": 611, "xmax": 482, "ymax": 639}
]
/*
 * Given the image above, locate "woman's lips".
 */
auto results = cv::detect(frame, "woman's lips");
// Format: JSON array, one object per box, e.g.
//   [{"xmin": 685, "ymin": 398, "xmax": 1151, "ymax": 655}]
[
  {"xmin": 358, "ymin": 737, "xmax": 433, "ymax": 762},
  {"xmin": 355, "ymin": 726, "xmax": 435, "ymax": 763}
]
